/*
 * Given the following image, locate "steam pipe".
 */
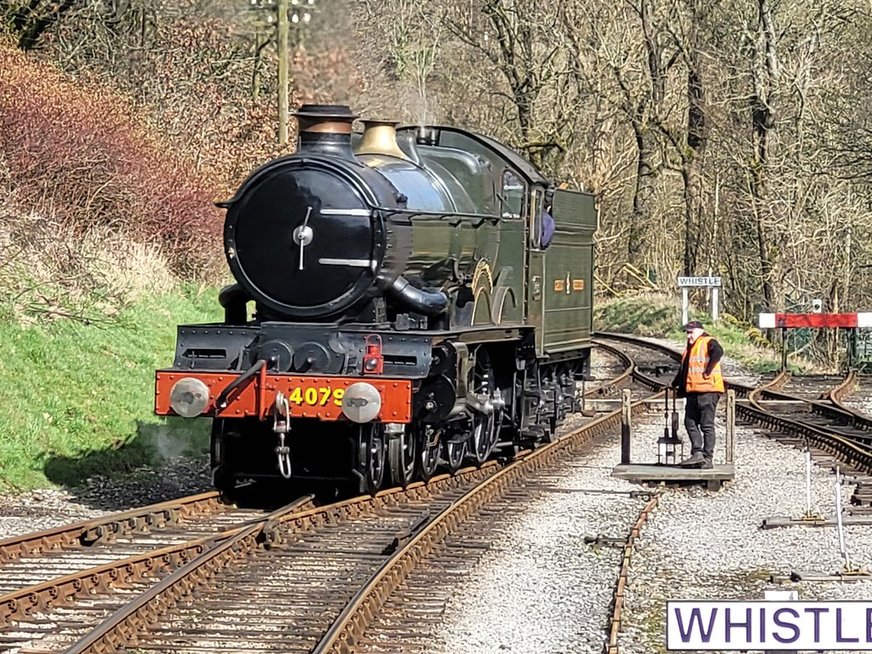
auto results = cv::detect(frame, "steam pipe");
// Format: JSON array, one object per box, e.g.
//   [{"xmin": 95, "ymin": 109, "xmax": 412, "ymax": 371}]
[{"xmin": 383, "ymin": 276, "xmax": 448, "ymax": 317}]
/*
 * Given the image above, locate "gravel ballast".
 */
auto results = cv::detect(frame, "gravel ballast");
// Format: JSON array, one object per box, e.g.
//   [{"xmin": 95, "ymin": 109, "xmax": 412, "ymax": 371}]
[
  {"xmin": 0, "ymin": 458, "xmax": 211, "ymax": 540},
  {"xmin": 620, "ymin": 415, "xmax": 872, "ymax": 653},
  {"xmin": 423, "ymin": 440, "xmax": 649, "ymax": 654},
  {"xmin": 393, "ymin": 346, "xmax": 872, "ymax": 654}
]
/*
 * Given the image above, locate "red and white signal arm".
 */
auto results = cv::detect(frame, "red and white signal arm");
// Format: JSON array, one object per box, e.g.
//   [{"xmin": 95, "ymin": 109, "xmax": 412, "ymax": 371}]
[{"xmin": 758, "ymin": 312, "xmax": 872, "ymax": 329}]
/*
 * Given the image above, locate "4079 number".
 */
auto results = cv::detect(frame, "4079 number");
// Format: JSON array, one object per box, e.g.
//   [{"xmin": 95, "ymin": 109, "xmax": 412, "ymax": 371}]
[{"xmin": 287, "ymin": 387, "xmax": 346, "ymax": 406}]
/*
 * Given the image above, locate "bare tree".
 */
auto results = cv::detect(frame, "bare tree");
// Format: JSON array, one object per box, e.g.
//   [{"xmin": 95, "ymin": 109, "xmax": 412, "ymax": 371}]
[{"xmin": 2, "ymin": 0, "xmax": 78, "ymax": 50}]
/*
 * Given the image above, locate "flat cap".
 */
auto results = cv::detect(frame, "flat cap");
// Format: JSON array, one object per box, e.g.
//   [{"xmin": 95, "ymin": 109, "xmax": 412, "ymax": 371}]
[{"xmin": 683, "ymin": 320, "xmax": 704, "ymax": 331}]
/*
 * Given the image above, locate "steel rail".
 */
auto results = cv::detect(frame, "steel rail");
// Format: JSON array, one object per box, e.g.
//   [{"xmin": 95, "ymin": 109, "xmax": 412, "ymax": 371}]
[
  {"xmin": 829, "ymin": 370, "xmax": 859, "ymax": 405},
  {"xmin": 56, "ymin": 462, "xmax": 503, "ymax": 654},
  {"xmin": 310, "ymin": 385, "xmax": 661, "ymax": 654},
  {"xmin": 0, "ymin": 494, "xmax": 315, "ymax": 627},
  {"xmin": 606, "ymin": 493, "xmax": 661, "ymax": 654},
  {"xmin": 0, "ymin": 490, "xmax": 227, "ymax": 563},
  {"xmin": 587, "ymin": 341, "xmax": 635, "ymax": 389}
]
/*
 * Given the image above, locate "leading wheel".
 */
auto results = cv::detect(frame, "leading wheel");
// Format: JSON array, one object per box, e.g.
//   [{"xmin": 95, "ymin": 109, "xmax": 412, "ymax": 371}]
[
  {"xmin": 388, "ymin": 427, "xmax": 416, "ymax": 487},
  {"xmin": 359, "ymin": 425, "xmax": 386, "ymax": 494},
  {"xmin": 210, "ymin": 419, "xmax": 237, "ymax": 498}
]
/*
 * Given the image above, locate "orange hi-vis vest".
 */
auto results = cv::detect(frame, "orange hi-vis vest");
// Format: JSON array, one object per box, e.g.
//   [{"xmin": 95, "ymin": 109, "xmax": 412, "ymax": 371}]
[{"xmin": 682, "ymin": 335, "xmax": 725, "ymax": 393}]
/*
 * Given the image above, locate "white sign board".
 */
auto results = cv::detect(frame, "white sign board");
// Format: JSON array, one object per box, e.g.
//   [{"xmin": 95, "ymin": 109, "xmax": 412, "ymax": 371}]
[
  {"xmin": 677, "ymin": 276, "xmax": 722, "ymax": 287},
  {"xmin": 666, "ymin": 600, "xmax": 872, "ymax": 651},
  {"xmin": 678, "ymin": 277, "xmax": 722, "ymax": 325}
]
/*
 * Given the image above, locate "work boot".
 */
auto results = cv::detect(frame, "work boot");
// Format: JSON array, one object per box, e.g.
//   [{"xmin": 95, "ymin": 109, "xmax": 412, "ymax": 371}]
[
  {"xmin": 701, "ymin": 459, "xmax": 713, "ymax": 469},
  {"xmin": 679, "ymin": 452, "xmax": 705, "ymax": 467}
]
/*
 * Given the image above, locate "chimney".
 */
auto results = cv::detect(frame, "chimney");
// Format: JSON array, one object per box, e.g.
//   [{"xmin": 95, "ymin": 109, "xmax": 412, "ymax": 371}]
[
  {"xmin": 293, "ymin": 104, "xmax": 358, "ymax": 159},
  {"xmin": 355, "ymin": 119, "xmax": 410, "ymax": 160}
]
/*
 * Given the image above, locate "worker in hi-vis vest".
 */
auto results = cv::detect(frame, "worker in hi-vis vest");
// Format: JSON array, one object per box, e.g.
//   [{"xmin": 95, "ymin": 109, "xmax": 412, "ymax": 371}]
[{"xmin": 671, "ymin": 320, "xmax": 725, "ymax": 469}]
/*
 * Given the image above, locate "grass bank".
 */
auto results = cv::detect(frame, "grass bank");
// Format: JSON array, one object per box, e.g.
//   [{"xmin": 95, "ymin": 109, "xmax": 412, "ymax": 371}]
[
  {"xmin": 594, "ymin": 292, "xmax": 818, "ymax": 374},
  {"xmin": 0, "ymin": 286, "xmax": 221, "ymax": 491}
]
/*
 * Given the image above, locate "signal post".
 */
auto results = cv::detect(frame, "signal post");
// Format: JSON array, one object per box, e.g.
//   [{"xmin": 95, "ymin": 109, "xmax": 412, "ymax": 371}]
[{"xmin": 758, "ymin": 311, "xmax": 872, "ymax": 371}]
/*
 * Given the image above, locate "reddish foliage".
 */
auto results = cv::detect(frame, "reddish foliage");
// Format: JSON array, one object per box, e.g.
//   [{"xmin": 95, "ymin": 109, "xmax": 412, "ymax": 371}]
[{"xmin": 0, "ymin": 40, "xmax": 222, "ymax": 278}]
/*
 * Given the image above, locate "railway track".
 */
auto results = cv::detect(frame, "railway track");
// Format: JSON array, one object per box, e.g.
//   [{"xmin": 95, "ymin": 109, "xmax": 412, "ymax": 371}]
[
  {"xmin": 604, "ymin": 492, "xmax": 660, "ymax": 654},
  {"xmin": 18, "ymin": 337, "xmax": 836, "ymax": 654},
  {"xmin": 747, "ymin": 373, "xmax": 872, "ymax": 513},
  {"xmin": 0, "ymin": 344, "xmax": 661, "ymax": 654},
  {"xmin": 596, "ymin": 332, "xmax": 872, "ymax": 512},
  {"xmin": 749, "ymin": 371, "xmax": 872, "ymax": 454},
  {"xmin": 305, "ymin": 343, "xmax": 676, "ymax": 653},
  {"xmin": 0, "ymin": 491, "xmax": 282, "ymax": 600},
  {"xmin": 309, "ymin": 367, "xmax": 671, "ymax": 654},
  {"xmin": 2, "ymin": 469, "xmax": 503, "ymax": 653},
  {"xmin": 592, "ymin": 332, "xmax": 872, "ymax": 652}
]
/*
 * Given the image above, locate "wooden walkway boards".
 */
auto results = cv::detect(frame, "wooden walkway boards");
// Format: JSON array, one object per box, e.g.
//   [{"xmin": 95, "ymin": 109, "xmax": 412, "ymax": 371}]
[{"xmin": 612, "ymin": 463, "xmax": 735, "ymax": 491}]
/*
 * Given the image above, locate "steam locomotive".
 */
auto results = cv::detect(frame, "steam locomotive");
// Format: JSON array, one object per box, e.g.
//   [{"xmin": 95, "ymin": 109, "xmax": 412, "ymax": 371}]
[{"xmin": 154, "ymin": 104, "xmax": 597, "ymax": 493}]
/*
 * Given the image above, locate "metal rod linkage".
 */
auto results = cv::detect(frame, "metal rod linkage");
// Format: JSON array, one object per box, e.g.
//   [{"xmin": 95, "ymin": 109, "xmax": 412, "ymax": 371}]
[
  {"xmin": 834, "ymin": 466, "xmax": 851, "ymax": 571},
  {"xmin": 805, "ymin": 449, "xmax": 812, "ymax": 518}
]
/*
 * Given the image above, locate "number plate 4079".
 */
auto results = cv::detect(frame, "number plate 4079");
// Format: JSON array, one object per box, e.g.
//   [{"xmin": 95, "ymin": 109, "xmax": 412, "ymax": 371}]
[{"xmin": 287, "ymin": 386, "xmax": 345, "ymax": 406}]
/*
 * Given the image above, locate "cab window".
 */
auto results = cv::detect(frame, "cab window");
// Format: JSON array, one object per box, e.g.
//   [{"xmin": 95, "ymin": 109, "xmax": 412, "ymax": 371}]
[
  {"xmin": 501, "ymin": 170, "xmax": 525, "ymax": 219},
  {"xmin": 529, "ymin": 188, "xmax": 543, "ymax": 249}
]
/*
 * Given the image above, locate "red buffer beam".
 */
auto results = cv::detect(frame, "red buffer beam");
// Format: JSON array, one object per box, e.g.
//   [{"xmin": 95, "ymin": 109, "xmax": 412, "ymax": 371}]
[{"xmin": 758, "ymin": 313, "xmax": 872, "ymax": 329}]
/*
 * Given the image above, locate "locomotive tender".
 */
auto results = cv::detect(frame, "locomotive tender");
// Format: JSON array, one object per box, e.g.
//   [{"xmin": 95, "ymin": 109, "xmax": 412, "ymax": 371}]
[{"xmin": 154, "ymin": 104, "xmax": 597, "ymax": 493}]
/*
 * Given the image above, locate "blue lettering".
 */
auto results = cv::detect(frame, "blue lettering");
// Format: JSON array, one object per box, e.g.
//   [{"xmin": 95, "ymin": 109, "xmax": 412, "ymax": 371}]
[
  {"xmin": 725, "ymin": 607, "xmax": 752, "ymax": 643},
  {"xmin": 773, "ymin": 608, "xmax": 800, "ymax": 644},
  {"xmin": 760, "ymin": 607, "xmax": 766, "ymax": 643},
  {"xmin": 804, "ymin": 607, "xmax": 826, "ymax": 641},
  {"xmin": 836, "ymin": 608, "xmax": 859, "ymax": 643},
  {"xmin": 674, "ymin": 607, "xmax": 718, "ymax": 643},
  {"xmin": 868, "ymin": 608, "xmax": 872, "ymax": 643}
]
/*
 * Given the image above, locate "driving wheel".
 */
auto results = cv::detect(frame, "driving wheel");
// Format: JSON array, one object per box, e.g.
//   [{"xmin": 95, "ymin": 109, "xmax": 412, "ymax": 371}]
[
  {"xmin": 359, "ymin": 424, "xmax": 386, "ymax": 494},
  {"xmin": 388, "ymin": 426, "xmax": 416, "ymax": 487},
  {"xmin": 469, "ymin": 349, "xmax": 500, "ymax": 464},
  {"xmin": 443, "ymin": 436, "xmax": 467, "ymax": 473},
  {"xmin": 416, "ymin": 424, "xmax": 441, "ymax": 481}
]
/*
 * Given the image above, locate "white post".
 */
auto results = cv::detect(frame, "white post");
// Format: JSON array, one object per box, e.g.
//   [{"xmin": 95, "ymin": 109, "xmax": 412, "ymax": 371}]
[
  {"xmin": 681, "ymin": 287, "xmax": 689, "ymax": 326},
  {"xmin": 805, "ymin": 449, "xmax": 812, "ymax": 517},
  {"xmin": 711, "ymin": 286, "xmax": 719, "ymax": 322},
  {"xmin": 725, "ymin": 390, "xmax": 735, "ymax": 465},
  {"xmin": 834, "ymin": 466, "xmax": 851, "ymax": 571}
]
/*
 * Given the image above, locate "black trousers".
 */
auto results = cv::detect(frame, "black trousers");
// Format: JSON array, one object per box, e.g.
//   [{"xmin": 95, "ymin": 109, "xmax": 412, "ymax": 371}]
[{"xmin": 684, "ymin": 392, "xmax": 720, "ymax": 460}]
